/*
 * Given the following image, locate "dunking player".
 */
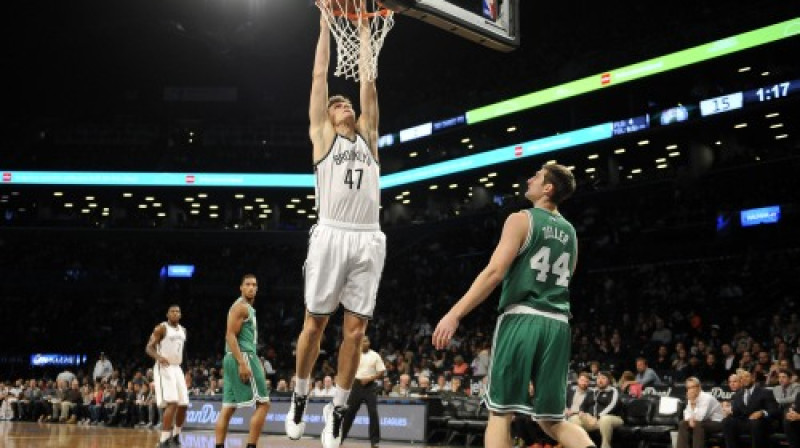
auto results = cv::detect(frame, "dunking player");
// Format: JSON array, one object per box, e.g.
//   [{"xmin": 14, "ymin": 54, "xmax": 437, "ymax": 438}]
[
  {"xmin": 433, "ymin": 164, "xmax": 597, "ymax": 448},
  {"xmin": 146, "ymin": 305, "xmax": 189, "ymax": 448},
  {"xmin": 215, "ymin": 275, "xmax": 270, "ymax": 448},
  {"xmin": 285, "ymin": 11, "xmax": 386, "ymax": 448}
]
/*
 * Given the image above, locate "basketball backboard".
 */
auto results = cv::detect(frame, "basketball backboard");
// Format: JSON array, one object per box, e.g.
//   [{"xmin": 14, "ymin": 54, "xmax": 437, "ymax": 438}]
[{"xmin": 382, "ymin": 0, "xmax": 519, "ymax": 51}]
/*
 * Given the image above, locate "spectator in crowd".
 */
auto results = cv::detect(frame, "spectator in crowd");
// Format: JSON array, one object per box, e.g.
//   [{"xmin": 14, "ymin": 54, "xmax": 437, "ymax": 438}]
[
  {"xmin": 391, "ymin": 374, "xmax": 411, "ymax": 397},
  {"xmin": 451, "ymin": 355, "xmax": 470, "ymax": 377},
  {"xmin": 721, "ymin": 343, "xmax": 738, "ymax": 376},
  {"xmin": 784, "ymin": 392, "xmax": 800, "ymax": 448},
  {"xmin": 379, "ymin": 378, "xmax": 394, "ymax": 397},
  {"xmin": 565, "ymin": 372, "xmax": 591, "ymax": 418},
  {"xmin": 699, "ymin": 352, "xmax": 725, "ymax": 385},
  {"xmin": 93, "ymin": 353, "xmax": 113, "ymax": 383},
  {"xmin": 722, "ymin": 369, "xmax": 778, "ymax": 448},
  {"xmin": 635, "ymin": 357, "xmax": 661, "ymax": 386},
  {"xmin": 570, "ymin": 371, "xmax": 623, "ymax": 448},
  {"xmin": 653, "ymin": 345, "xmax": 672, "ymax": 374},
  {"xmin": 618, "ymin": 371, "xmax": 642, "ymax": 398},
  {"xmin": 773, "ymin": 369, "xmax": 800, "ymax": 414},
  {"xmin": 56, "ymin": 369, "xmax": 77, "ymax": 387},
  {"xmin": 676, "ymin": 376, "xmax": 724, "ymax": 448}
]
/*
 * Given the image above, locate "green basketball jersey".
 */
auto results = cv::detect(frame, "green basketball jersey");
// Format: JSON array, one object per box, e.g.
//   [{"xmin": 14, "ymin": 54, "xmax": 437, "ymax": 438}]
[
  {"xmin": 225, "ymin": 297, "xmax": 258, "ymax": 354},
  {"xmin": 498, "ymin": 207, "xmax": 578, "ymax": 315}
]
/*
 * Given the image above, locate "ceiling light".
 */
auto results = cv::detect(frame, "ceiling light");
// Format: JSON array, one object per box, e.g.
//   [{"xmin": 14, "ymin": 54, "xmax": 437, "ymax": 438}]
[
  {"xmin": 244, "ymin": 205, "xmax": 254, "ymax": 210},
  {"xmin": 209, "ymin": 205, "xmax": 219, "ymax": 210},
  {"xmin": 157, "ymin": 212, "xmax": 166, "ymax": 217},
  {"xmin": 775, "ymin": 134, "xmax": 788, "ymax": 140},
  {"xmin": 402, "ymin": 191, "xmax": 410, "ymax": 196},
  {"xmin": 190, "ymin": 210, "xmax": 200, "ymax": 215},
  {"xmin": 197, "ymin": 193, "xmax": 208, "ymax": 199},
  {"xmin": 259, "ymin": 214, "xmax": 268, "ymax": 219},
  {"xmin": 429, "ymin": 185, "xmax": 438, "ymax": 190},
  {"xmin": 546, "ymin": 160, "xmax": 557, "ymax": 165},
  {"xmin": 479, "ymin": 177, "xmax": 488, "ymax": 183},
  {"xmin": 286, "ymin": 204, "xmax": 296, "ymax": 209},
  {"xmin": 64, "ymin": 203, "xmax": 73, "ymax": 208},
  {"xmin": 291, "ymin": 198, "xmax": 301, "ymax": 203},
  {"xmin": 506, "ymin": 126, "xmax": 517, "ymax": 133},
  {"xmin": 449, "ymin": 184, "xmax": 458, "ymax": 189},
  {"xmin": 153, "ymin": 203, "xmax": 162, "ymax": 208},
  {"xmin": 298, "ymin": 209, "xmax": 307, "ymax": 214},
  {"xmin": 145, "ymin": 196, "xmax": 155, "ymax": 201},
  {"xmin": 637, "ymin": 140, "xmax": 649, "ymax": 146},
  {"xmin": 468, "ymin": 144, "xmax": 474, "ymax": 150},
  {"xmin": 255, "ymin": 198, "xmax": 264, "ymax": 203},
  {"xmin": 769, "ymin": 123, "xmax": 784, "ymax": 129},
  {"xmin": 488, "ymin": 172, "xmax": 497, "ymax": 178},
  {"xmin": 485, "ymin": 182, "xmax": 494, "ymax": 188},
  {"xmin": 306, "ymin": 195, "xmax": 315, "ymax": 199},
  {"xmin": 761, "ymin": 71, "xmax": 770, "ymax": 76},
  {"xmin": 738, "ymin": 66, "xmax": 751, "ymax": 73},
  {"xmin": 308, "ymin": 215, "xmax": 316, "ymax": 219},
  {"xmin": 138, "ymin": 204, "xmax": 147, "ymax": 209},
  {"xmin": 669, "ymin": 152, "xmax": 680, "ymax": 157},
  {"xmin": 209, "ymin": 213, "xmax": 218, "ymax": 218},
  {"xmin": 588, "ymin": 154, "xmax": 599, "ymax": 160},
  {"xmin": 567, "ymin": 166, "xmax": 575, "ymax": 171},
  {"xmin": 734, "ymin": 123, "xmax": 747, "ymax": 129},
  {"xmin": 632, "ymin": 168, "xmax": 642, "ymax": 174},
  {"xmin": 461, "ymin": 138, "xmax": 470, "ymax": 144},
  {"xmin": 765, "ymin": 112, "xmax": 780, "ymax": 118},
  {"xmin": 259, "ymin": 204, "xmax": 269, "ymax": 209},
  {"xmin": 85, "ymin": 196, "xmax": 95, "ymax": 201},
  {"xmin": 101, "ymin": 212, "xmax": 109, "ymax": 217},
  {"xmin": 53, "ymin": 192, "xmax": 63, "ymax": 197},
  {"xmin": 191, "ymin": 203, "xmax": 200, "ymax": 208},
  {"xmin": 657, "ymin": 164, "xmax": 668, "ymax": 169},
  {"xmin": 402, "ymin": 199, "xmax": 410, "ymax": 204},
  {"xmin": 395, "ymin": 195, "xmax": 403, "ymax": 200},
  {"xmin": 122, "ymin": 192, "xmax": 133, "ymax": 198},
  {"xmin": 585, "ymin": 167, "xmax": 596, "ymax": 173},
  {"xmin": 88, "ymin": 203, "xmax": 98, "ymax": 208},
  {"xmin": 655, "ymin": 158, "xmax": 666, "ymax": 163},
  {"xmin": 185, "ymin": 197, "xmax": 194, "ymax": 202},
  {"xmin": 715, "ymin": 141, "xmax": 722, "ymax": 145},
  {"xmin": 235, "ymin": 194, "xmax": 245, "ymax": 199},
  {"xmin": 666, "ymin": 144, "xmax": 678, "ymax": 150},
  {"xmin": 614, "ymin": 148, "xmax": 626, "ymax": 154},
  {"xmin": 409, "ymin": 152, "xmax": 418, "ymax": 158},
  {"xmin": 81, "ymin": 209, "xmax": 90, "ymax": 214},
  {"xmin": 512, "ymin": 183, "xmax": 519, "ymax": 188}
]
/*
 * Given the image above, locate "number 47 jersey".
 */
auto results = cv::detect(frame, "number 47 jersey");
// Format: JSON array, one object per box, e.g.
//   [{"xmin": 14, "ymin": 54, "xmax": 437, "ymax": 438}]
[
  {"xmin": 499, "ymin": 207, "xmax": 578, "ymax": 316},
  {"xmin": 314, "ymin": 134, "xmax": 380, "ymax": 226}
]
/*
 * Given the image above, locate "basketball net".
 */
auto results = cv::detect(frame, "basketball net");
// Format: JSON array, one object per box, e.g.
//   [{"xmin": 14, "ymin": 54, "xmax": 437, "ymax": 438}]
[{"xmin": 316, "ymin": 0, "xmax": 394, "ymax": 82}]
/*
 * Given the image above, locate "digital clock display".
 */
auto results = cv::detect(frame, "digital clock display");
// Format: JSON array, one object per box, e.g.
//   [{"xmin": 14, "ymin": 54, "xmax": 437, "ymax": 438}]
[{"xmin": 743, "ymin": 79, "xmax": 800, "ymax": 103}]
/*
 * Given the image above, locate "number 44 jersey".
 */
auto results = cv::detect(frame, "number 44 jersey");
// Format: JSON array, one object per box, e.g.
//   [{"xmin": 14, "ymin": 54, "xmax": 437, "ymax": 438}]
[
  {"xmin": 499, "ymin": 207, "xmax": 578, "ymax": 315},
  {"xmin": 315, "ymin": 134, "xmax": 380, "ymax": 226}
]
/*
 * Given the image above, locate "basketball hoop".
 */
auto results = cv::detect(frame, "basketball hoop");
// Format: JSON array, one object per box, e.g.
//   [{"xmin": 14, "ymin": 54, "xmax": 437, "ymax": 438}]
[{"xmin": 316, "ymin": 0, "xmax": 395, "ymax": 82}]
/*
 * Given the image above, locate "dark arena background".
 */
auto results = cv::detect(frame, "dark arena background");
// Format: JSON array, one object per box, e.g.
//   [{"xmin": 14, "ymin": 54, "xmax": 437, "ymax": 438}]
[{"xmin": 1, "ymin": 1, "xmax": 799, "ymax": 447}]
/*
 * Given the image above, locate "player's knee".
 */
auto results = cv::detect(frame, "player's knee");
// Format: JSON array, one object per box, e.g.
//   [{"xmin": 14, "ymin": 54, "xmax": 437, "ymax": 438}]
[{"xmin": 342, "ymin": 327, "xmax": 365, "ymax": 344}]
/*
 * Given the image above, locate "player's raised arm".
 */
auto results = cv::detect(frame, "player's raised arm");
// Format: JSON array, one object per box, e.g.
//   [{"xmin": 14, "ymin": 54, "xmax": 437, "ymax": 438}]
[
  {"xmin": 310, "ymin": 14, "xmax": 331, "ymax": 155},
  {"xmin": 357, "ymin": 23, "xmax": 379, "ymax": 156},
  {"xmin": 225, "ymin": 302, "xmax": 252, "ymax": 383}
]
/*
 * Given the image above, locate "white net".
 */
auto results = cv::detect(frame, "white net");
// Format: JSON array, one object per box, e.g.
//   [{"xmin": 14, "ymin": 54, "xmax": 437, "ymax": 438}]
[{"xmin": 317, "ymin": 0, "xmax": 395, "ymax": 82}]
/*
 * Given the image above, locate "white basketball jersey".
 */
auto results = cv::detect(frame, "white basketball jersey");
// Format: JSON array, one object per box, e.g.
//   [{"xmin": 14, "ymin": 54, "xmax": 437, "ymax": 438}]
[
  {"xmin": 315, "ymin": 134, "xmax": 380, "ymax": 225},
  {"xmin": 157, "ymin": 322, "xmax": 186, "ymax": 365}
]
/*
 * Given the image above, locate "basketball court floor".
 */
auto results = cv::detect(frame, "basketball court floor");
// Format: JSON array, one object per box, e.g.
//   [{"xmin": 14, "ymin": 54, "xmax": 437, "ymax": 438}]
[{"xmin": 2, "ymin": 421, "xmax": 459, "ymax": 448}]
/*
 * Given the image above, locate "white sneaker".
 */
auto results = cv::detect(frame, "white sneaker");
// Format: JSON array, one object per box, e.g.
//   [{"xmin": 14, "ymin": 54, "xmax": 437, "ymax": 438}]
[
  {"xmin": 285, "ymin": 393, "xmax": 308, "ymax": 439},
  {"xmin": 321, "ymin": 403, "xmax": 346, "ymax": 448}
]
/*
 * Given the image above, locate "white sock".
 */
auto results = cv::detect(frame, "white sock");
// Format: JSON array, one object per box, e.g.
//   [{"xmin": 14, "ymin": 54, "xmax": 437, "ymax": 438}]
[
  {"xmin": 295, "ymin": 377, "xmax": 311, "ymax": 396},
  {"xmin": 173, "ymin": 425, "xmax": 182, "ymax": 436},
  {"xmin": 161, "ymin": 430, "xmax": 172, "ymax": 442},
  {"xmin": 332, "ymin": 385, "xmax": 350, "ymax": 407}
]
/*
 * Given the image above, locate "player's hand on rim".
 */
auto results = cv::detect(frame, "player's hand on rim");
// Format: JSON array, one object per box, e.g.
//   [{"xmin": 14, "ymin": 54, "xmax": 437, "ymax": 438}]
[{"xmin": 433, "ymin": 312, "xmax": 460, "ymax": 350}]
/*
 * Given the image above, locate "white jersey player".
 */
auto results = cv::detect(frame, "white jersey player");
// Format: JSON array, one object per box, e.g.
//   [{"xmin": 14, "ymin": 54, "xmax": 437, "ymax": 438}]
[
  {"xmin": 286, "ymin": 14, "xmax": 386, "ymax": 448},
  {"xmin": 146, "ymin": 305, "xmax": 189, "ymax": 448}
]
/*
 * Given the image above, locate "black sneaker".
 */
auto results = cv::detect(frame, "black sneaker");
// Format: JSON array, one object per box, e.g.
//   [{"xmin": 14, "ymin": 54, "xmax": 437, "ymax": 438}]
[
  {"xmin": 285, "ymin": 392, "xmax": 308, "ymax": 439},
  {"xmin": 171, "ymin": 434, "xmax": 182, "ymax": 447}
]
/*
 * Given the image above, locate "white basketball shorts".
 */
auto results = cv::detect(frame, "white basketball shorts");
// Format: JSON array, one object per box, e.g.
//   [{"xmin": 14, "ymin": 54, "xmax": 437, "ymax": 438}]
[
  {"xmin": 154, "ymin": 363, "xmax": 189, "ymax": 407},
  {"xmin": 304, "ymin": 219, "xmax": 386, "ymax": 319}
]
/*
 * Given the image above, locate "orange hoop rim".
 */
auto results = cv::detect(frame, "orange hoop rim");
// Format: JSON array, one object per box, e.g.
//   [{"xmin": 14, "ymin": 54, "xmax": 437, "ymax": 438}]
[{"xmin": 317, "ymin": 0, "xmax": 394, "ymax": 19}]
